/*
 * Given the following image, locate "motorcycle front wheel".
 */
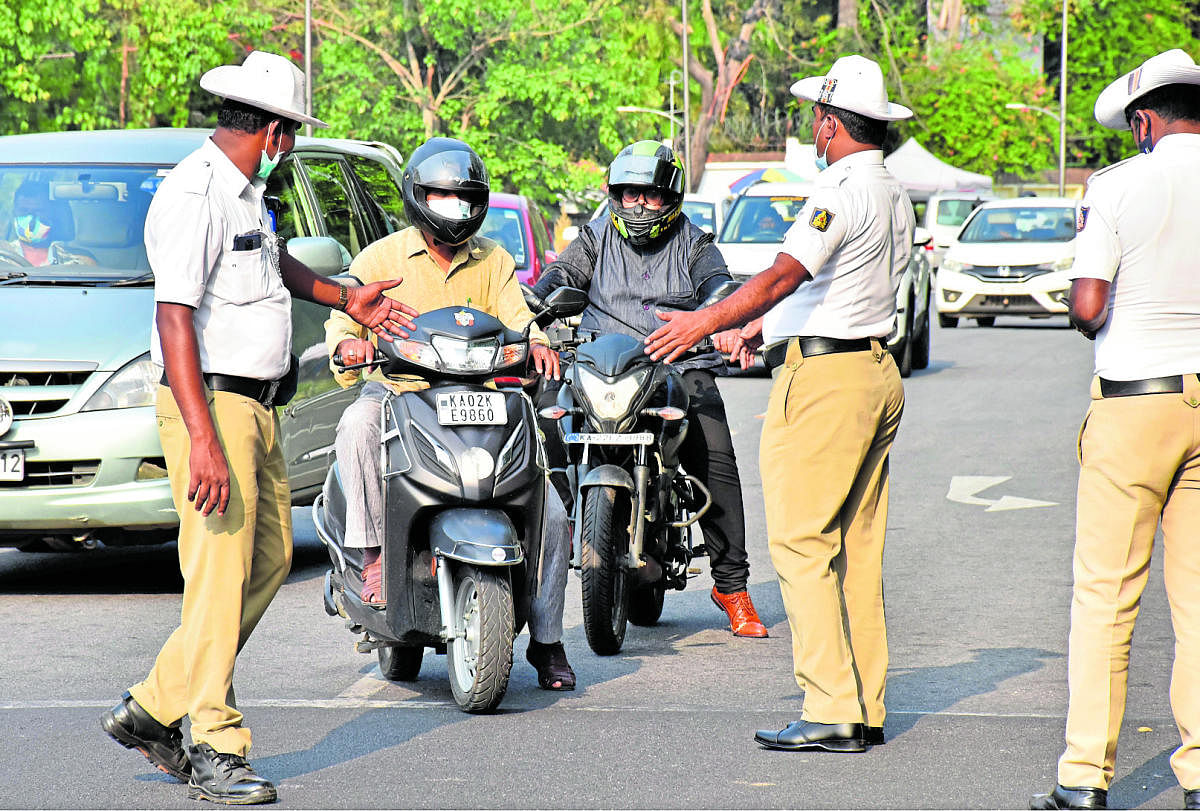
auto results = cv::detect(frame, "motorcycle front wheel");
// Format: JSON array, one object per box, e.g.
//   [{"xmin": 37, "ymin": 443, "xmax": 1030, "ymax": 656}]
[
  {"xmin": 447, "ymin": 564, "xmax": 514, "ymax": 713},
  {"xmin": 580, "ymin": 485, "xmax": 630, "ymax": 655}
]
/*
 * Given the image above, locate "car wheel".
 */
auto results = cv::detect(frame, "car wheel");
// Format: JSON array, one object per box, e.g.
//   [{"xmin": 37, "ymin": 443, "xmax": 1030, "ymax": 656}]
[
  {"xmin": 895, "ymin": 303, "xmax": 913, "ymax": 378},
  {"xmin": 975, "ymin": 316, "xmax": 996, "ymax": 327},
  {"xmin": 938, "ymin": 313, "xmax": 958, "ymax": 329},
  {"xmin": 912, "ymin": 290, "xmax": 931, "ymax": 370}
]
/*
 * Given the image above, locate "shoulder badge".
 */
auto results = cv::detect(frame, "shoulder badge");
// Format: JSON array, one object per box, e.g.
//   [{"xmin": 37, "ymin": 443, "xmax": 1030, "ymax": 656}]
[
  {"xmin": 809, "ymin": 208, "xmax": 834, "ymax": 232},
  {"xmin": 1076, "ymin": 205, "xmax": 1090, "ymax": 233},
  {"xmin": 454, "ymin": 310, "xmax": 475, "ymax": 327}
]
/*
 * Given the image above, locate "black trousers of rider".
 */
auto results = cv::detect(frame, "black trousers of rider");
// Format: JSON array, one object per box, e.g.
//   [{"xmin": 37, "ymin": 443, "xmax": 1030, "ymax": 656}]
[{"xmin": 537, "ymin": 368, "xmax": 749, "ymax": 594}]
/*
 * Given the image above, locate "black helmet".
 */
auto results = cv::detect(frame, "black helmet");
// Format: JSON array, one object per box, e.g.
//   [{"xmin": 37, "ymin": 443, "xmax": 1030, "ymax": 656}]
[
  {"xmin": 606, "ymin": 140, "xmax": 686, "ymax": 246},
  {"xmin": 402, "ymin": 137, "xmax": 490, "ymax": 246}
]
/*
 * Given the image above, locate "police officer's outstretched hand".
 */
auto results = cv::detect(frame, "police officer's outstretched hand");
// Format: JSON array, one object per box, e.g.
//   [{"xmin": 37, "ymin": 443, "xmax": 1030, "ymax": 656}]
[
  {"xmin": 344, "ymin": 279, "xmax": 419, "ymax": 342},
  {"xmin": 189, "ymin": 435, "xmax": 230, "ymax": 517},
  {"xmin": 644, "ymin": 308, "xmax": 719, "ymax": 363},
  {"xmin": 715, "ymin": 317, "xmax": 764, "ymax": 371}
]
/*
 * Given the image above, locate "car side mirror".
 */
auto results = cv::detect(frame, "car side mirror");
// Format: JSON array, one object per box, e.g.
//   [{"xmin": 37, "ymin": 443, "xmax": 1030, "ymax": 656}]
[
  {"xmin": 912, "ymin": 227, "xmax": 933, "ymax": 248},
  {"xmin": 700, "ymin": 280, "xmax": 740, "ymax": 309},
  {"xmin": 286, "ymin": 236, "xmax": 346, "ymax": 276}
]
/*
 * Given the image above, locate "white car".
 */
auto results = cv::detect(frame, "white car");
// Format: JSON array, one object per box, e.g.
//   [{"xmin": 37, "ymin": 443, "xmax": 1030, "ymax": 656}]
[
  {"xmin": 714, "ymin": 181, "xmax": 814, "ymax": 281},
  {"xmin": 935, "ymin": 197, "xmax": 1077, "ymax": 327},
  {"xmin": 923, "ymin": 192, "xmax": 994, "ymax": 269}
]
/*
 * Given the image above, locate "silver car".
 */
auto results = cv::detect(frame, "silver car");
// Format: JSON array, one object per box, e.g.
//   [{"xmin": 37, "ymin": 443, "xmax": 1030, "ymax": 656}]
[{"xmin": 0, "ymin": 128, "xmax": 407, "ymax": 550}]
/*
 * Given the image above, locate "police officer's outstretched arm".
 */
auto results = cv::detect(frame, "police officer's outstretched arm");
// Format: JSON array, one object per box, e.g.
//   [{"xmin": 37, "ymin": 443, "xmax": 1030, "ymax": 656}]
[{"xmin": 279, "ymin": 251, "xmax": 418, "ymax": 341}]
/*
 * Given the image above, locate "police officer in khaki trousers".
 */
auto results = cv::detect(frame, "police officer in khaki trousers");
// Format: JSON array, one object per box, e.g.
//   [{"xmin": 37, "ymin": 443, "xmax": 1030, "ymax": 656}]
[
  {"xmin": 100, "ymin": 51, "xmax": 416, "ymax": 805},
  {"xmin": 1031, "ymin": 49, "xmax": 1200, "ymax": 811},
  {"xmin": 645, "ymin": 54, "xmax": 912, "ymax": 753}
]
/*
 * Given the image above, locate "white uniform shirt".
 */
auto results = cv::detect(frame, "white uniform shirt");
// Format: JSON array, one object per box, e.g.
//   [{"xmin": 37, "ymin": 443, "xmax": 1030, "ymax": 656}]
[
  {"xmin": 763, "ymin": 150, "xmax": 914, "ymax": 345},
  {"xmin": 1070, "ymin": 133, "xmax": 1200, "ymax": 380},
  {"xmin": 147, "ymin": 138, "xmax": 291, "ymax": 380}
]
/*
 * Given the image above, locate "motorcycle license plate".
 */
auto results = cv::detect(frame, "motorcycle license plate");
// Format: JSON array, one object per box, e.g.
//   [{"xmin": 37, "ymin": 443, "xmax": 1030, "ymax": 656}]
[
  {"xmin": 436, "ymin": 391, "xmax": 507, "ymax": 425},
  {"xmin": 565, "ymin": 432, "xmax": 654, "ymax": 446},
  {"xmin": 0, "ymin": 448, "xmax": 24, "ymax": 482}
]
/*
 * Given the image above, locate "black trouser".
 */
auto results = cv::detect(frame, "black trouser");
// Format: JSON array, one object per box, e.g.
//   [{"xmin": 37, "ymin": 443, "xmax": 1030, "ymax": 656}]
[{"xmin": 537, "ymin": 368, "xmax": 749, "ymax": 593}]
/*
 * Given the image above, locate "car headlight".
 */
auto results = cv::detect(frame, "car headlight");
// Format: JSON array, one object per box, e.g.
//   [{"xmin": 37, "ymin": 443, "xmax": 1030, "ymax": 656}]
[
  {"xmin": 1052, "ymin": 256, "xmax": 1074, "ymax": 271},
  {"xmin": 942, "ymin": 259, "xmax": 967, "ymax": 273},
  {"xmin": 577, "ymin": 365, "xmax": 650, "ymax": 420},
  {"xmin": 82, "ymin": 353, "xmax": 158, "ymax": 411},
  {"xmin": 431, "ymin": 336, "xmax": 499, "ymax": 373}
]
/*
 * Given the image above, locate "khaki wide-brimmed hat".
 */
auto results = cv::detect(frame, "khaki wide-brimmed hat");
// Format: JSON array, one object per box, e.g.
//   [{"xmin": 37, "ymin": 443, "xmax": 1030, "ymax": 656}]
[
  {"xmin": 200, "ymin": 50, "xmax": 328, "ymax": 129},
  {"xmin": 1094, "ymin": 48, "xmax": 1200, "ymax": 129},
  {"xmin": 790, "ymin": 54, "xmax": 912, "ymax": 122}
]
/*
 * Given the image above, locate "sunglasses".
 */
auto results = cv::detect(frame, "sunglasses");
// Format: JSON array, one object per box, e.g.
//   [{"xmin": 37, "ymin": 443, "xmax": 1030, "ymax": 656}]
[{"xmin": 620, "ymin": 187, "xmax": 665, "ymax": 205}]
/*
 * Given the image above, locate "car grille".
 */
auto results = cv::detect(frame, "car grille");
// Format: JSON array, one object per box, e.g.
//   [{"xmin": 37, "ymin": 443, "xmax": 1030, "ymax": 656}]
[
  {"xmin": 0, "ymin": 460, "xmax": 101, "ymax": 488},
  {"xmin": 0, "ymin": 366, "xmax": 96, "ymax": 417},
  {"xmin": 963, "ymin": 265, "xmax": 1048, "ymax": 282}
]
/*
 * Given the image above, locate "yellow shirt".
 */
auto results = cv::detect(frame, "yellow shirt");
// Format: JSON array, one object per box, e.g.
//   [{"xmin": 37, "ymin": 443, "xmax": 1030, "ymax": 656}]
[{"xmin": 324, "ymin": 226, "xmax": 547, "ymax": 393}]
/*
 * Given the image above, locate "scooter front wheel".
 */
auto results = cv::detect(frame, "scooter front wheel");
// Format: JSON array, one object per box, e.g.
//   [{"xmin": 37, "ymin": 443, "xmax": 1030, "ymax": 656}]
[{"xmin": 447, "ymin": 564, "xmax": 514, "ymax": 713}]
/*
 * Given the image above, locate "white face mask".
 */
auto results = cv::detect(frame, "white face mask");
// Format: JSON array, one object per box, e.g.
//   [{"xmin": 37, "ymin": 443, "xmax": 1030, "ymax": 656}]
[
  {"xmin": 814, "ymin": 116, "xmax": 834, "ymax": 172},
  {"xmin": 427, "ymin": 195, "xmax": 472, "ymax": 220}
]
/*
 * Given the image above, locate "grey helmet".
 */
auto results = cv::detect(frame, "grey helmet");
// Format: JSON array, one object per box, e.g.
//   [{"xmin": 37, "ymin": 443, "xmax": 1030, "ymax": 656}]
[{"xmin": 606, "ymin": 140, "xmax": 686, "ymax": 246}]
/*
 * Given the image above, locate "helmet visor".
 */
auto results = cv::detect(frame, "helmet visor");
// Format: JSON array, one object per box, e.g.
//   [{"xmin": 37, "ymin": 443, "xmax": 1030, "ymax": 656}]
[
  {"xmin": 411, "ymin": 149, "xmax": 489, "ymax": 195},
  {"xmin": 608, "ymin": 154, "xmax": 684, "ymax": 195}
]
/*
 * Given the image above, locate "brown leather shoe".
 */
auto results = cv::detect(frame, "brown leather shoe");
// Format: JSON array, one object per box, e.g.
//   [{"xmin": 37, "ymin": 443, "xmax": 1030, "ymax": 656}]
[{"xmin": 711, "ymin": 587, "xmax": 768, "ymax": 637}]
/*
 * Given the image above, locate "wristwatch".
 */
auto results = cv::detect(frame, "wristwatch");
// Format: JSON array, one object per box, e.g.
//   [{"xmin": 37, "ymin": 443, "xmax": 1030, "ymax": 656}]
[{"xmin": 337, "ymin": 284, "xmax": 349, "ymax": 311}]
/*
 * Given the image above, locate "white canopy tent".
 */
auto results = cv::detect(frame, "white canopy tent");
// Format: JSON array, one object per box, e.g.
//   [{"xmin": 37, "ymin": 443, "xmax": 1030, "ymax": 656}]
[{"xmin": 883, "ymin": 138, "xmax": 993, "ymax": 202}]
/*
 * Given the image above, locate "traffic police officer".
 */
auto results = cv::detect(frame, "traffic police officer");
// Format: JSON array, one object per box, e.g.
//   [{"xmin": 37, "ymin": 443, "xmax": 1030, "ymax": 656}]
[
  {"xmin": 645, "ymin": 54, "xmax": 913, "ymax": 752},
  {"xmin": 1031, "ymin": 49, "xmax": 1200, "ymax": 811},
  {"xmin": 100, "ymin": 51, "xmax": 416, "ymax": 805}
]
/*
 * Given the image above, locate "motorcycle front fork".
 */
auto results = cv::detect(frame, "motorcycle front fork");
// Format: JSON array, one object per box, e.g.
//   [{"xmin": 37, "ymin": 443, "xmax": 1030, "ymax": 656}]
[{"xmin": 568, "ymin": 443, "xmax": 651, "ymax": 573}]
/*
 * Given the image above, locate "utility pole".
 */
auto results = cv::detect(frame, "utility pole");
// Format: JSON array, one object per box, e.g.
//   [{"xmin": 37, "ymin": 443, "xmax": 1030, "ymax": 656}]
[
  {"xmin": 304, "ymin": 0, "xmax": 314, "ymax": 138},
  {"xmin": 681, "ymin": 0, "xmax": 692, "ymax": 190},
  {"xmin": 1058, "ymin": 0, "xmax": 1068, "ymax": 196}
]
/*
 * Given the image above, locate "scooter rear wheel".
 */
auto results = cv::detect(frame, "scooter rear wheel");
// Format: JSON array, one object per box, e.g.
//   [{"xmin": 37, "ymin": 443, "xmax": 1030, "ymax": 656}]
[
  {"xmin": 378, "ymin": 645, "xmax": 423, "ymax": 681},
  {"xmin": 447, "ymin": 564, "xmax": 514, "ymax": 713}
]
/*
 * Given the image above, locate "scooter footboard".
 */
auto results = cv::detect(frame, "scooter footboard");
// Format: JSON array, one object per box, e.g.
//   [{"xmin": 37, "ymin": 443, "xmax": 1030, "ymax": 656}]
[{"xmin": 430, "ymin": 508, "xmax": 523, "ymax": 565}]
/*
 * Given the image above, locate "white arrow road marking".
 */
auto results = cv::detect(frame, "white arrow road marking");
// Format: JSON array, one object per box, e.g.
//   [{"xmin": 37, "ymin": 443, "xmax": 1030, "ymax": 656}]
[{"xmin": 947, "ymin": 475, "xmax": 1058, "ymax": 511}]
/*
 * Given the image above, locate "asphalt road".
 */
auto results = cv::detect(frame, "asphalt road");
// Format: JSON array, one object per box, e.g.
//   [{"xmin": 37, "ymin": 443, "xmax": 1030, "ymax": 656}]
[{"xmin": 0, "ymin": 316, "xmax": 1186, "ymax": 809}]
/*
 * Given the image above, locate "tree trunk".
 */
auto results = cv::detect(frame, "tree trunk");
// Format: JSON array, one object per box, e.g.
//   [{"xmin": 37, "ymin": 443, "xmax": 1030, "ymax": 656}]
[{"xmin": 838, "ymin": 0, "xmax": 858, "ymax": 32}]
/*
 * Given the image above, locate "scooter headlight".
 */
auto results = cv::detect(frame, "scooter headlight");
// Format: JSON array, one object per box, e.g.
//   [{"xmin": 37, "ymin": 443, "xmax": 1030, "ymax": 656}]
[
  {"xmin": 577, "ymin": 365, "xmax": 651, "ymax": 420},
  {"xmin": 431, "ymin": 336, "xmax": 499, "ymax": 373}
]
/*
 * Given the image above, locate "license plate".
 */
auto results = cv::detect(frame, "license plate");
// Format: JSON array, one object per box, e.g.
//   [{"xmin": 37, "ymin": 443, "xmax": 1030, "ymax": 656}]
[
  {"xmin": 0, "ymin": 448, "xmax": 24, "ymax": 482},
  {"xmin": 565, "ymin": 432, "xmax": 654, "ymax": 446},
  {"xmin": 436, "ymin": 391, "xmax": 507, "ymax": 425}
]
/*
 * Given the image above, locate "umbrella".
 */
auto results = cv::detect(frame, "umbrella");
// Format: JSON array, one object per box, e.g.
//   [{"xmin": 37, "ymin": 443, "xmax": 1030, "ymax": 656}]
[{"xmin": 729, "ymin": 167, "xmax": 805, "ymax": 195}]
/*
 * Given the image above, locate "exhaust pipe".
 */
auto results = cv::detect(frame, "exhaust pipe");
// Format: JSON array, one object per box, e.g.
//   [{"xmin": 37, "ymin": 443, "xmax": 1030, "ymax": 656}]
[{"xmin": 628, "ymin": 555, "xmax": 662, "ymax": 586}]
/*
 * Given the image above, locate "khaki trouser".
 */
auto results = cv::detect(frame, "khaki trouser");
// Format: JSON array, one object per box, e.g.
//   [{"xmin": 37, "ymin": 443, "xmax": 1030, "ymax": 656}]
[
  {"xmin": 760, "ymin": 338, "xmax": 904, "ymax": 726},
  {"xmin": 1058, "ymin": 374, "xmax": 1200, "ymax": 791},
  {"xmin": 129, "ymin": 386, "xmax": 293, "ymax": 756}
]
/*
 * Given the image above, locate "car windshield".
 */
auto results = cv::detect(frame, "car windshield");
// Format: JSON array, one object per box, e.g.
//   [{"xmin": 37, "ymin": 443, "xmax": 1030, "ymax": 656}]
[
  {"xmin": 480, "ymin": 207, "xmax": 527, "ymax": 268},
  {"xmin": 934, "ymin": 199, "xmax": 981, "ymax": 227},
  {"xmin": 0, "ymin": 165, "xmax": 165, "ymax": 279},
  {"xmin": 682, "ymin": 200, "xmax": 715, "ymax": 232},
  {"xmin": 719, "ymin": 195, "xmax": 808, "ymax": 244},
  {"xmin": 958, "ymin": 206, "xmax": 1077, "ymax": 243}
]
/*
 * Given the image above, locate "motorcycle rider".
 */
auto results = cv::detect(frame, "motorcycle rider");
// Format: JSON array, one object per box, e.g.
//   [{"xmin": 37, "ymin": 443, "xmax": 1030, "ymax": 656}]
[
  {"xmin": 324, "ymin": 137, "xmax": 577, "ymax": 690},
  {"xmin": 532, "ymin": 140, "xmax": 768, "ymax": 638}
]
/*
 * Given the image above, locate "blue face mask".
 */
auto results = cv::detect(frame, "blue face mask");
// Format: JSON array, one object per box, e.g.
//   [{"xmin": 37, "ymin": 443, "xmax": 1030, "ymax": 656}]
[
  {"xmin": 814, "ymin": 117, "xmax": 834, "ymax": 171},
  {"xmin": 1133, "ymin": 113, "xmax": 1155, "ymax": 155},
  {"xmin": 13, "ymin": 213, "xmax": 52, "ymax": 245}
]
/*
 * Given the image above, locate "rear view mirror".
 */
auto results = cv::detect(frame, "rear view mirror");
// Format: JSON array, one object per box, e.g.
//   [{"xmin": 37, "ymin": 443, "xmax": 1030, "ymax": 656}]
[
  {"xmin": 543, "ymin": 286, "xmax": 588, "ymax": 319},
  {"xmin": 287, "ymin": 236, "xmax": 346, "ymax": 276},
  {"xmin": 700, "ymin": 280, "xmax": 740, "ymax": 309}
]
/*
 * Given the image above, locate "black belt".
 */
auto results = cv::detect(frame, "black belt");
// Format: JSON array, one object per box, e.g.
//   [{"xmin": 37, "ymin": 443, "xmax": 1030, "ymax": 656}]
[
  {"xmin": 1099, "ymin": 374, "xmax": 1191, "ymax": 397},
  {"xmin": 763, "ymin": 337, "xmax": 874, "ymax": 370},
  {"xmin": 160, "ymin": 372, "xmax": 281, "ymax": 407}
]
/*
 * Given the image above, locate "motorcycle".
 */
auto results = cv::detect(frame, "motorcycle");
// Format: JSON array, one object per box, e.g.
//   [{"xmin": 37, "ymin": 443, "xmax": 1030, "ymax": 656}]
[
  {"xmin": 312, "ymin": 287, "xmax": 587, "ymax": 712},
  {"xmin": 537, "ymin": 282, "xmax": 737, "ymax": 656}
]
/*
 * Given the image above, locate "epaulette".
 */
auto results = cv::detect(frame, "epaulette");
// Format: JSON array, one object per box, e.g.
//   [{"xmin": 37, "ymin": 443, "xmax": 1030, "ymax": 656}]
[
  {"xmin": 1085, "ymin": 154, "xmax": 1142, "ymax": 187},
  {"xmin": 175, "ymin": 159, "xmax": 215, "ymax": 196}
]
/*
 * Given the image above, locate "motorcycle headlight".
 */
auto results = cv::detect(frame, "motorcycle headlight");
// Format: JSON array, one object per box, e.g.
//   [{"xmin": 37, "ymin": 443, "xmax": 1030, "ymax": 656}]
[
  {"xmin": 577, "ymin": 365, "xmax": 651, "ymax": 420},
  {"xmin": 82, "ymin": 353, "xmax": 158, "ymax": 411},
  {"xmin": 431, "ymin": 336, "xmax": 499, "ymax": 373}
]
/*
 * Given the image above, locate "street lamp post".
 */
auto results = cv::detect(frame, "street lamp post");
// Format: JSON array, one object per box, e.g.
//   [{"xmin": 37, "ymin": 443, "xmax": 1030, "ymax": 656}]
[
  {"xmin": 615, "ymin": 105, "xmax": 685, "ymax": 131},
  {"xmin": 667, "ymin": 70, "xmax": 683, "ymax": 145},
  {"xmin": 1058, "ymin": 0, "xmax": 1068, "ymax": 199},
  {"xmin": 681, "ymin": 0, "xmax": 691, "ymax": 189},
  {"xmin": 1005, "ymin": 102, "xmax": 1066, "ymax": 196}
]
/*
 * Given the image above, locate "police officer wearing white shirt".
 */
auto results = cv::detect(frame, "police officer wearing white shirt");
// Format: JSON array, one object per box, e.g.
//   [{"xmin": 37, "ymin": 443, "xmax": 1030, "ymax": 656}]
[
  {"xmin": 645, "ymin": 54, "xmax": 912, "ymax": 753},
  {"xmin": 100, "ymin": 51, "xmax": 416, "ymax": 805},
  {"xmin": 1031, "ymin": 49, "xmax": 1200, "ymax": 811}
]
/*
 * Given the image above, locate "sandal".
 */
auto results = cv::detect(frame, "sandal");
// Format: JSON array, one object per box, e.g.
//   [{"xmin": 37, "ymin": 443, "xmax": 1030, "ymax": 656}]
[
  {"xmin": 526, "ymin": 640, "xmax": 576, "ymax": 691},
  {"xmin": 361, "ymin": 547, "xmax": 386, "ymax": 608}
]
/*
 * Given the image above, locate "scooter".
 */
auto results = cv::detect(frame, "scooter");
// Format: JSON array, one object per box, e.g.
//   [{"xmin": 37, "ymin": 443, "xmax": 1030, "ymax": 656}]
[{"xmin": 312, "ymin": 288, "xmax": 587, "ymax": 712}]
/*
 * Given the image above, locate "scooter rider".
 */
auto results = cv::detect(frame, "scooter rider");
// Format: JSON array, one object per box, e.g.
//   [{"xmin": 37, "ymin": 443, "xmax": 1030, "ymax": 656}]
[
  {"xmin": 532, "ymin": 140, "xmax": 768, "ymax": 638},
  {"xmin": 325, "ymin": 137, "xmax": 577, "ymax": 690}
]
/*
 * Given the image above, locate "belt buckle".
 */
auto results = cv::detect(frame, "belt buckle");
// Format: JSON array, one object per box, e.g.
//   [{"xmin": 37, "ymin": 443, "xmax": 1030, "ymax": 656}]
[{"xmin": 263, "ymin": 379, "xmax": 279, "ymax": 407}]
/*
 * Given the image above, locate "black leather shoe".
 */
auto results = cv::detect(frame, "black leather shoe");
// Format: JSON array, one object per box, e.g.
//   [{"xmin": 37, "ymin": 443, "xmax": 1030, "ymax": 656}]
[
  {"xmin": 865, "ymin": 726, "xmax": 884, "ymax": 746},
  {"xmin": 1184, "ymin": 788, "xmax": 1199, "ymax": 810},
  {"xmin": 101, "ymin": 692, "xmax": 190, "ymax": 781},
  {"xmin": 754, "ymin": 720, "xmax": 866, "ymax": 753},
  {"xmin": 1029, "ymin": 784, "xmax": 1107, "ymax": 809},
  {"xmin": 186, "ymin": 743, "xmax": 277, "ymax": 805}
]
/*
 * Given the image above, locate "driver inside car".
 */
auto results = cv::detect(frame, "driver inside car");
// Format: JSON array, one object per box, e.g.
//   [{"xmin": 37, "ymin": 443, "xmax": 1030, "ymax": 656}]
[
  {"xmin": 323, "ymin": 137, "xmax": 578, "ymax": 690},
  {"xmin": 3, "ymin": 180, "xmax": 95, "ymax": 267},
  {"xmin": 532, "ymin": 140, "xmax": 769, "ymax": 639}
]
